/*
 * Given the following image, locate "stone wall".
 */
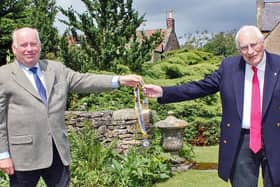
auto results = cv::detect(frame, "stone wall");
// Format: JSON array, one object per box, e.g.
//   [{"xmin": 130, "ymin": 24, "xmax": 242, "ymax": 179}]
[{"xmin": 65, "ymin": 108, "xmax": 152, "ymax": 153}]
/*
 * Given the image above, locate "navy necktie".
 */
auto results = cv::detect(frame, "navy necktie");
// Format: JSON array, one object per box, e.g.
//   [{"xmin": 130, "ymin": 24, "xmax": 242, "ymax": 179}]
[{"xmin": 29, "ymin": 67, "xmax": 47, "ymax": 105}]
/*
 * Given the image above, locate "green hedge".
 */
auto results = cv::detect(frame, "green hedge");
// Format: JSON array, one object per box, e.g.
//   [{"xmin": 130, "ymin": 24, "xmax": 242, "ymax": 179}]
[{"xmin": 69, "ymin": 48, "xmax": 223, "ymax": 145}]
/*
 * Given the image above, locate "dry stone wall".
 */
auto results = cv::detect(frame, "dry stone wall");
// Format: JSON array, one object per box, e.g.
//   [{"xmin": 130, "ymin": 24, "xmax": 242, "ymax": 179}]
[{"xmin": 65, "ymin": 108, "xmax": 152, "ymax": 153}]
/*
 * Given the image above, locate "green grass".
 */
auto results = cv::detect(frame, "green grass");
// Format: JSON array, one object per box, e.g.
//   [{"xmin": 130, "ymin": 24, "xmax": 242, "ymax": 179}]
[
  {"xmin": 193, "ymin": 145, "xmax": 219, "ymax": 163},
  {"xmin": 155, "ymin": 146, "xmax": 228, "ymax": 187},
  {"xmin": 154, "ymin": 170, "xmax": 230, "ymax": 187},
  {"xmin": 155, "ymin": 145, "xmax": 264, "ymax": 187}
]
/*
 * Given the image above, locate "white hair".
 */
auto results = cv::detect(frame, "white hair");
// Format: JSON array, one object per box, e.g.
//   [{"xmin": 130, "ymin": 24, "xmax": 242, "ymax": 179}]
[
  {"xmin": 12, "ymin": 27, "xmax": 41, "ymax": 48},
  {"xmin": 234, "ymin": 25, "xmax": 264, "ymax": 49}
]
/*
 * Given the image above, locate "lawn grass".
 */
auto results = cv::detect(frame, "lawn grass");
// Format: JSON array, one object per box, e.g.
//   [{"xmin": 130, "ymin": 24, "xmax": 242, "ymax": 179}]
[
  {"xmin": 155, "ymin": 169, "xmax": 230, "ymax": 187},
  {"xmin": 155, "ymin": 145, "xmax": 264, "ymax": 187},
  {"xmin": 192, "ymin": 145, "xmax": 219, "ymax": 163}
]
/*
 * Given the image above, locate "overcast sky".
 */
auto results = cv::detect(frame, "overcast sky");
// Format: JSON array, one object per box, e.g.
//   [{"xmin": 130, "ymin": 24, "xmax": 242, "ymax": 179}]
[{"xmin": 55, "ymin": 0, "xmax": 273, "ymax": 44}]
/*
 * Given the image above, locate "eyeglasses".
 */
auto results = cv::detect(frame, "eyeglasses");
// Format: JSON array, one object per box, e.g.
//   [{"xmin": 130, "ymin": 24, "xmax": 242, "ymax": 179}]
[{"xmin": 239, "ymin": 41, "xmax": 261, "ymax": 53}]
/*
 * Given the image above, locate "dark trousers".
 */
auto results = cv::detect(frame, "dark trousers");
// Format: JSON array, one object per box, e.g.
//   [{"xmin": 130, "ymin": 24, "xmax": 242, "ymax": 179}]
[
  {"xmin": 9, "ymin": 144, "xmax": 70, "ymax": 187},
  {"xmin": 230, "ymin": 131, "xmax": 278, "ymax": 187}
]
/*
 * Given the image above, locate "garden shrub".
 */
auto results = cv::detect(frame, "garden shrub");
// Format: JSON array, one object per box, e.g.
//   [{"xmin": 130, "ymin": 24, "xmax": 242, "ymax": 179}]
[
  {"xmin": 69, "ymin": 122, "xmax": 175, "ymax": 187},
  {"xmin": 0, "ymin": 172, "xmax": 8, "ymax": 186}
]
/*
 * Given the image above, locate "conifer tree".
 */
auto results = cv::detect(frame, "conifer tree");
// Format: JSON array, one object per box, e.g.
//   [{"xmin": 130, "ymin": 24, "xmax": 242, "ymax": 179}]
[
  {"xmin": 0, "ymin": 0, "xmax": 31, "ymax": 65},
  {"xmin": 59, "ymin": 0, "xmax": 162, "ymax": 73},
  {"xmin": 30, "ymin": 0, "xmax": 59, "ymax": 59}
]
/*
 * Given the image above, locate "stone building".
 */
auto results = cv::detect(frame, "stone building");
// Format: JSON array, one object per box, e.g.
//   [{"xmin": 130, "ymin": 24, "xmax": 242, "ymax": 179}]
[
  {"xmin": 138, "ymin": 10, "xmax": 180, "ymax": 62},
  {"xmin": 257, "ymin": 0, "xmax": 280, "ymax": 54}
]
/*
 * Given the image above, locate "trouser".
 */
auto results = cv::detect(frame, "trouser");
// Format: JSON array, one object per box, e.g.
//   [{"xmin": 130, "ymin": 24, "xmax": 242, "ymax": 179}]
[
  {"xmin": 9, "ymin": 144, "xmax": 70, "ymax": 187},
  {"xmin": 230, "ymin": 130, "xmax": 278, "ymax": 187}
]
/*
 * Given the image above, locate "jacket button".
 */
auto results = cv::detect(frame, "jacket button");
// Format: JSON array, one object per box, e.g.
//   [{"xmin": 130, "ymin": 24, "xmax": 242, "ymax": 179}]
[
  {"xmin": 277, "ymin": 123, "xmax": 280, "ymax": 127},
  {"xmin": 227, "ymin": 123, "xmax": 231, "ymax": 127},
  {"xmin": 223, "ymin": 140, "xmax": 227, "ymax": 144}
]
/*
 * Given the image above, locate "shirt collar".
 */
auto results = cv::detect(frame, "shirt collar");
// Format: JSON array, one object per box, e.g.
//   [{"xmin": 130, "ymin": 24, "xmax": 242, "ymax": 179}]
[
  {"xmin": 16, "ymin": 61, "xmax": 40, "ymax": 72},
  {"xmin": 255, "ymin": 52, "xmax": 266, "ymax": 72}
]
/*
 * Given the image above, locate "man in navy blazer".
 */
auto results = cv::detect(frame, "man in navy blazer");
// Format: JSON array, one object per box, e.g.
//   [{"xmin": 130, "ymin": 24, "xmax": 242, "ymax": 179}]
[{"xmin": 143, "ymin": 25, "xmax": 280, "ymax": 187}]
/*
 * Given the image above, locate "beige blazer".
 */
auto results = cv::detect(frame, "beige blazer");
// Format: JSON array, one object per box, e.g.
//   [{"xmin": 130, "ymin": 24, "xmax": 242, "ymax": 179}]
[{"xmin": 0, "ymin": 60, "xmax": 114, "ymax": 171}]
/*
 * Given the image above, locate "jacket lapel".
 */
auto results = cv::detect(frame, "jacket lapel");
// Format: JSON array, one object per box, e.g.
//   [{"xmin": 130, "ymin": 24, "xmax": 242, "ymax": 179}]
[
  {"xmin": 262, "ymin": 52, "xmax": 280, "ymax": 117},
  {"xmin": 39, "ymin": 60, "xmax": 55, "ymax": 100},
  {"xmin": 11, "ymin": 62, "xmax": 40, "ymax": 99},
  {"xmin": 232, "ymin": 57, "xmax": 245, "ymax": 121},
  {"xmin": 231, "ymin": 52, "xmax": 280, "ymax": 120}
]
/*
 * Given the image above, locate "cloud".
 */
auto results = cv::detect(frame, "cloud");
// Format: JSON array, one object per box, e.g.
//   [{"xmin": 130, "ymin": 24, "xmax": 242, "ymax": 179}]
[
  {"xmin": 55, "ymin": 0, "xmax": 257, "ymax": 41},
  {"xmin": 134, "ymin": 0, "xmax": 256, "ymax": 32}
]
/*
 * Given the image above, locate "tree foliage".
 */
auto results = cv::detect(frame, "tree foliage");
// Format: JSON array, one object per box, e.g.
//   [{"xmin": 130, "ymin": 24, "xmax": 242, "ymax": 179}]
[
  {"xmin": 183, "ymin": 30, "xmax": 212, "ymax": 49},
  {"xmin": 0, "ymin": 0, "xmax": 60, "ymax": 64},
  {"xmin": 59, "ymin": 0, "xmax": 162, "ymax": 73},
  {"xmin": 0, "ymin": 0, "xmax": 31, "ymax": 65},
  {"xmin": 202, "ymin": 31, "xmax": 238, "ymax": 57},
  {"xmin": 183, "ymin": 30, "xmax": 238, "ymax": 57},
  {"xmin": 30, "ymin": 0, "xmax": 60, "ymax": 59},
  {"xmin": 121, "ymin": 30, "xmax": 162, "ymax": 73}
]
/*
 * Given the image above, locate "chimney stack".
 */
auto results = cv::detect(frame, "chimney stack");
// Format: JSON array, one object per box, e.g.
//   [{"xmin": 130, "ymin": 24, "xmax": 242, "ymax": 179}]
[
  {"xmin": 166, "ymin": 10, "xmax": 175, "ymax": 32},
  {"xmin": 256, "ymin": 0, "xmax": 264, "ymax": 29}
]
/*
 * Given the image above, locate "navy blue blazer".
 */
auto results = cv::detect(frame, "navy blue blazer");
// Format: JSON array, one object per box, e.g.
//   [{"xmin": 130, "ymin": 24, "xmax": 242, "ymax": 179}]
[{"xmin": 158, "ymin": 51, "xmax": 280, "ymax": 185}]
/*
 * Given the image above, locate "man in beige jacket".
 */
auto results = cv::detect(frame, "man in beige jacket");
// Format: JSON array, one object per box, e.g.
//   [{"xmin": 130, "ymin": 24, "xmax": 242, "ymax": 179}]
[{"xmin": 0, "ymin": 27, "xmax": 141, "ymax": 187}]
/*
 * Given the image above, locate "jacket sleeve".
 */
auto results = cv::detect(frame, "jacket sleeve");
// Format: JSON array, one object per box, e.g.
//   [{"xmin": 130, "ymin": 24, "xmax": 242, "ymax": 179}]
[
  {"xmin": 50, "ymin": 61, "xmax": 115, "ymax": 93},
  {"xmin": 0, "ymin": 77, "xmax": 9, "ymax": 153}
]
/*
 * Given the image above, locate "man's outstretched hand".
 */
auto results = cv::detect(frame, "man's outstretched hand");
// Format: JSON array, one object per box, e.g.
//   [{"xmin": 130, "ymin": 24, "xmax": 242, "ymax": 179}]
[
  {"xmin": 143, "ymin": 84, "xmax": 163, "ymax": 98},
  {"xmin": 119, "ymin": 75, "xmax": 142, "ymax": 87}
]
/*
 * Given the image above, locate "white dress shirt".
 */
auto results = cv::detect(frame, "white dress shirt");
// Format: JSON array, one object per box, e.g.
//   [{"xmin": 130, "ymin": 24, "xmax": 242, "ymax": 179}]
[
  {"xmin": 242, "ymin": 53, "xmax": 266, "ymax": 129},
  {"xmin": 18, "ymin": 62, "xmax": 47, "ymax": 91}
]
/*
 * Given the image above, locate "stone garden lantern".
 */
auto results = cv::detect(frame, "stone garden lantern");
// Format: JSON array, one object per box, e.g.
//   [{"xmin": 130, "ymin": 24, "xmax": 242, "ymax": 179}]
[{"xmin": 155, "ymin": 111, "xmax": 188, "ymax": 154}]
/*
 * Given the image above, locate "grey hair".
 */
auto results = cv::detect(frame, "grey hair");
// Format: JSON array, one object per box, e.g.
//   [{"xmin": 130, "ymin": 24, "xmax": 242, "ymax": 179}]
[
  {"xmin": 234, "ymin": 25, "xmax": 264, "ymax": 49},
  {"xmin": 12, "ymin": 27, "xmax": 41, "ymax": 47}
]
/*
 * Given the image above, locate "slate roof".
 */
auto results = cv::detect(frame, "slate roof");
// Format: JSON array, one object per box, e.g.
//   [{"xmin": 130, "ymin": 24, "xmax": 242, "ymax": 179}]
[{"xmin": 261, "ymin": 2, "xmax": 280, "ymax": 31}]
